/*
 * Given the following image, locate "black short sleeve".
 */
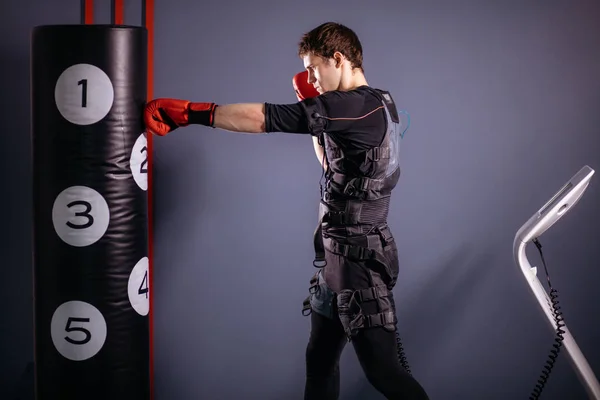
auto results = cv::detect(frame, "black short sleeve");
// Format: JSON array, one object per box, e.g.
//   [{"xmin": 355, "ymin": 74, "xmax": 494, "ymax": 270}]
[
  {"xmin": 265, "ymin": 86, "xmax": 388, "ymax": 150},
  {"xmin": 264, "ymin": 102, "xmax": 311, "ymax": 134}
]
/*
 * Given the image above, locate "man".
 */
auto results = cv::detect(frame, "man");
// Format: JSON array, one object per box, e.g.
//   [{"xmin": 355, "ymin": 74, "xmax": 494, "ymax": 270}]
[{"xmin": 144, "ymin": 22, "xmax": 429, "ymax": 400}]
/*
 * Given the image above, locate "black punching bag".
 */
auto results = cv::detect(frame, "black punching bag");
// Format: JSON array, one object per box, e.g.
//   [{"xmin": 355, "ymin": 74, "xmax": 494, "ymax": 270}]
[{"xmin": 31, "ymin": 25, "xmax": 150, "ymax": 400}]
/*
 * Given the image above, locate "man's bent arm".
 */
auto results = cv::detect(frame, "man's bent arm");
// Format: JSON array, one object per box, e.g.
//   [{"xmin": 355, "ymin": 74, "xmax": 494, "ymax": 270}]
[
  {"xmin": 213, "ymin": 103, "xmax": 266, "ymax": 134},
  {"xmin": 312, "ymin": 136, "xmax": 327, "ymax": 171}
]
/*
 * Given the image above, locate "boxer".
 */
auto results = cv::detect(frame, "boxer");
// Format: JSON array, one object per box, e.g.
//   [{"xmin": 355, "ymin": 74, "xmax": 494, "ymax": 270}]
[{"xmin": 144, "ymin": 21, "xmax": 429, "ymax": 400}]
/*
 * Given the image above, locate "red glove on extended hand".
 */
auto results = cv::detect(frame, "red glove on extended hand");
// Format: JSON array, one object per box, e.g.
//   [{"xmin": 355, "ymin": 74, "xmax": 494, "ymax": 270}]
[
  {"xmin": 292, "ymin": 71, "xmax": 319, "ymax": 101},
  {"xmin": 144, "ymin": 98, "xmax": 217, "ymax": 136}
]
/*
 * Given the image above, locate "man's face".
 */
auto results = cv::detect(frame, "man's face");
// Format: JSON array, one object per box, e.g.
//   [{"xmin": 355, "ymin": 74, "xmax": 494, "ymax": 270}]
[{"xmin": 302, "ymin": 52, "xmax": 341, "ymax": 94}]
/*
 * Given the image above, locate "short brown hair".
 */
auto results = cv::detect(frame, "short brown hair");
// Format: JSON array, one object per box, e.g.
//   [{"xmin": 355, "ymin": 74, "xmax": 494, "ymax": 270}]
[{"xmin": 298, "ymin": 22, "xmax": 364, "ymax": 72}]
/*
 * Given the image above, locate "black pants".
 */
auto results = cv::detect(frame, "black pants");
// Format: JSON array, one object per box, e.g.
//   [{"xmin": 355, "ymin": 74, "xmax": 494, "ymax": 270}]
[{"xmin": 304, "ymin": 305, "xmax": 430, "ymax": 400}]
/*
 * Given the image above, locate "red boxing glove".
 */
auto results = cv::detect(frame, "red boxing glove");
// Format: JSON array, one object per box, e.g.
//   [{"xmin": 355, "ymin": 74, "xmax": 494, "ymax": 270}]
[
  {"xmin": 144, "ymin": 98, "xmax": 217, "ymax": 136},
  {"xmin": 292, "ymin": 71, "xmax": 319, "ymax": 101}
]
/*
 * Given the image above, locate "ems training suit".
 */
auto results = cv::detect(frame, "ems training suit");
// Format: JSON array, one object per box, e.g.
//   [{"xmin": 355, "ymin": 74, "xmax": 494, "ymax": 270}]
[{"xmin": 265, "ymin": 86, "xmax": 429, "ymax": 400}]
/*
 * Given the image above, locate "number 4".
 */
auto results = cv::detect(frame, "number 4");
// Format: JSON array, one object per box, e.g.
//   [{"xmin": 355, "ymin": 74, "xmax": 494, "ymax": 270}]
[{"xmin": 138, "ymin": 270, "xmax": 149, "ymax": 299}]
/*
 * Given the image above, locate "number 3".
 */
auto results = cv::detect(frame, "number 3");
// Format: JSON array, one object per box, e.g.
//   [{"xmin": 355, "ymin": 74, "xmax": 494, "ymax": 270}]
[{"xmin": 66, "ymin": 200, "xmax": 94, "ymax": 229}]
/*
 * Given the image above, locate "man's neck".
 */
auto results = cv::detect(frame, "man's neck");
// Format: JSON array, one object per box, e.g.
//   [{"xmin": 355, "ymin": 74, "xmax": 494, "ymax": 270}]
[{"xmin": 340, "ymin": 69, "xmax": 368, "ymax": 91}]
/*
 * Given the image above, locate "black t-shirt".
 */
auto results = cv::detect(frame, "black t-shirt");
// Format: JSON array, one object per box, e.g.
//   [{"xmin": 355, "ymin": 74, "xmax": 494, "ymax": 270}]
[{"xmin": 264, "ymin": 86, "xmax": 388, "ymax": 151}]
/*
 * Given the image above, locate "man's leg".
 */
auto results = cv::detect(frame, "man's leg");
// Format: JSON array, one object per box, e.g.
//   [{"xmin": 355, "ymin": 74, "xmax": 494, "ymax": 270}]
[
  {"xmin": 352, "ymin": 326, "xmax": 430, "ymax": 400},
  {"xmin": 304, "ymin": 307, "xmax": 348, "ymax": 400},
  {"xmin": 332, "ymin": 254, "xmax": 429, "ymax": 399}
]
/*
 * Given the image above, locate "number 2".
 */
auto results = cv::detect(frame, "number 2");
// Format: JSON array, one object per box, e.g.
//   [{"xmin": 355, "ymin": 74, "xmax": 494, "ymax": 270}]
[
  {"xmin": 64, "ymin": 317, "xmax": 92, "ymax": 345},
  {"xmin": 138, "ymin": 270, "xmax": 149, "ymax": 299},
  {"xmin": 66, "ymin": 200, "xmax": 94, "ymax": 229},
  {"xmin": 140, "ymin": 146, "xmax": 148, "ymax": 174},
  {"xmin": 78, "ymin": 78, "xmax": 87, "ymax": 108}
]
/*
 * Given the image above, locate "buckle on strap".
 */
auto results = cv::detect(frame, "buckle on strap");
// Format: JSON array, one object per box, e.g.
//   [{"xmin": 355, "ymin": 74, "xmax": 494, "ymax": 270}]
[
  {"xmin": 377, "ymin": 225, "xmax": 394, "ymax": 246},
  {"xmin": 367, "ymin": 146, "xmax": 391, "ymax": 162},
  {"xmin": 343, "ymin": 177, "xmax": 383, "ymax": 197},
  {"xmin": 364, "ymin": 311, "xmax": 396, "ymax": 328},
  {"xmin": 356, "ymin": 285, "xmax": 388, "ymax": 302},
  {"xmin": 302, "ymin": 296, "xmax": 312, "ymax": 316},
  {"xmin": 321, "ymin": 200, "xmax": 364, "ymax": 226},
  {"xmin": 324, "ymin": 211, "xmax": 346, "ymax": 225},
  {"xmin": 371, "ymin": 147, "xmax": 381, "ymax": 161},
  {"xmin": 309, "ymin": 274, "xmax": 320, "ymax": 294}
]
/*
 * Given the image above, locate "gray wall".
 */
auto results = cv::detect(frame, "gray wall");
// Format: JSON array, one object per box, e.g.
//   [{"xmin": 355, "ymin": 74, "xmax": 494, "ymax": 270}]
[{"xmin": 2, "ymin": 0, "xmax": 600, "ymax": 399}]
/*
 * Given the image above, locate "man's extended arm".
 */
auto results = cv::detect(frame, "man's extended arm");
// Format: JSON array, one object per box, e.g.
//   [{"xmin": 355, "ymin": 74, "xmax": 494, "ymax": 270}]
[
  {"xmin": 212, "ymin": 103, "xmax": 266, "ymax": 134},
  {"xmin": 143, "ymin": 72, "xmax": 320, "ymax": 137},
  {"xmin": 143, "ymin": 98, "xmax": 315, "ymax": 137},
  {"xmin": 143, "ymin": 99, "xmax": 269, "ymax": 136},
  {"xmin": 215, "ymin": 103, "xmax": 327, "ymax": 170}
]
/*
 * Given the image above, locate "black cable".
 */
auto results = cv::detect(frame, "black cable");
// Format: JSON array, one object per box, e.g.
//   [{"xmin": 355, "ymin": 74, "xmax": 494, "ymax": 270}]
[
  {"xmin": 529, "ymin": 238, "xmax": 567, "ymax": 400},
  {"xmin": 396, "ymin": 330, "xmax": 412, "ymax": 375}
]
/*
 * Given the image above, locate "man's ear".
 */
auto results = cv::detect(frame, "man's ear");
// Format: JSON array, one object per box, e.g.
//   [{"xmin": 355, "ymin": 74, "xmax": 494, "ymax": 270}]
[{"xmin": 333, "ymin": 51, "xmax": 345, "ymax": 68}]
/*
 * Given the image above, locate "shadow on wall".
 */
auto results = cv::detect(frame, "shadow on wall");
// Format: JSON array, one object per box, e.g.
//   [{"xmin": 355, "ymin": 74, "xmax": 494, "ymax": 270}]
[
  {"xmin": 149, "ymin": 133, "xmax": 213, "ymax": 235},
  {"xmin": 345, "ymin": 243, "xmax": 490, "ymax": 400}
]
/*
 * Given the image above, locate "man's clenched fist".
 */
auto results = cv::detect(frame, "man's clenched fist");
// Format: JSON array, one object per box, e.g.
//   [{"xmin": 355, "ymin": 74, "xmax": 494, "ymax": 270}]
[{"xmin": 144, "ymin": 98, "xmax": 217, "ymax": 136}]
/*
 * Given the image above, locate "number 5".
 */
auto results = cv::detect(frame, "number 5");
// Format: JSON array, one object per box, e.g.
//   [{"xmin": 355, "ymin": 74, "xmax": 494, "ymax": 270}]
[{"xmin": 64, "ymin": 317, "xmax": 92, "ymax": 345}]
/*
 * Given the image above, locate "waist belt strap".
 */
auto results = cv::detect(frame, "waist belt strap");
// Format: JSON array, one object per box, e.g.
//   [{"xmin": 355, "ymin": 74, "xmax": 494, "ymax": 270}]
[
  {"xmin": 324, "ymin": 237, "xmax": 377, "ymax": 260},
  {"xmin": 328, "ymin": 172, "xmax": 385, "ymax": 199},
  {"xmin": 343, "ymin": 176, "xmax": 384, "ymax": 198},
  {"xmin": 321, "ymin": 200, "xmax": 363, "ymax": 225},
  {"xmin": 321, "ymin": 198, "xmax": 390, "ymax": 226},
  {"xmin": 322, "ymin": 236, "xmax": 389, "ymax": 263},
  {"xmin": 322, "ymin": 235, "xmax": 395, "ymax": 284}
]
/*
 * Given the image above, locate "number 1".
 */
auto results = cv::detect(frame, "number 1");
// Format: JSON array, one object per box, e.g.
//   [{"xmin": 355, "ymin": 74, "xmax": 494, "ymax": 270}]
[{"xmin": 78, "ymin": 78, "xmax": 88, "ymax": 107}]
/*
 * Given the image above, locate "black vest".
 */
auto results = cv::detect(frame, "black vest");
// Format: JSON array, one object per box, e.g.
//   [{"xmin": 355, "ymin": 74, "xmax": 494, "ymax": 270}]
[
  {"xmin": 318, "ymin": 88, "xmax": 403, "ymax": 232},
  {"xmin": 308, "ymin": 87, "xmax": 404, "ymax": 269}
]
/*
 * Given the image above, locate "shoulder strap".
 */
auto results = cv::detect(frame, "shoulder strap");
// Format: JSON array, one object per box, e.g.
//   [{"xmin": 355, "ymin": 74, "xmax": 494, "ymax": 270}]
[{"xmin": 372, "ymin": 89, "xmax": 400, "ymax": 124}]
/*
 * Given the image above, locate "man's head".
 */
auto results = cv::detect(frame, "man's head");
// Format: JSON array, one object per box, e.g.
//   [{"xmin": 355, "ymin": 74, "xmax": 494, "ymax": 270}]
[{"xmin": 297, "ymin": 22, "xmax": 366, "ymax": 93}]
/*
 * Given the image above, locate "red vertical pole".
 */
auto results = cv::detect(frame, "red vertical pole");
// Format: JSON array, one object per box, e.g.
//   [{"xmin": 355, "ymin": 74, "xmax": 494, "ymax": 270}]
[
  {"xmin": 112, "ymin": 0, "xmax": 124, "ymax": 25},
  {"xmin": 83, "ymin": 0, "xmax": 94, "ymax": 24},
  {"xmin": 143, "ymin": 1, "xmax": 155, "ymax": 400}
]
